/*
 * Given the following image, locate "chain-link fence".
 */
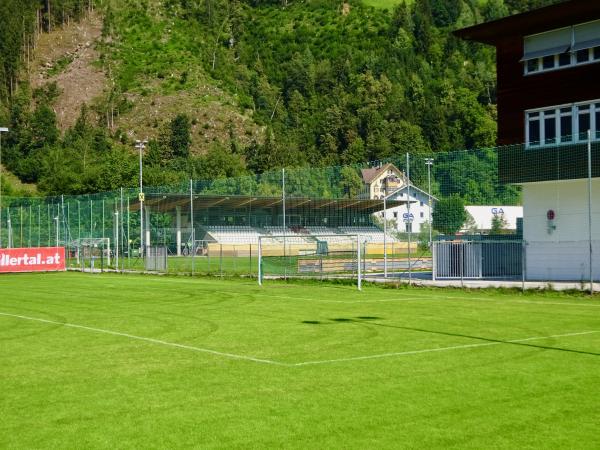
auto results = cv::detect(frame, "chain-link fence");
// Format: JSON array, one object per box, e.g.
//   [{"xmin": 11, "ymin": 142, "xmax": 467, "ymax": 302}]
[{"xmin": 0, "ymin": 139, "xmax": 597, "ymax": 291}]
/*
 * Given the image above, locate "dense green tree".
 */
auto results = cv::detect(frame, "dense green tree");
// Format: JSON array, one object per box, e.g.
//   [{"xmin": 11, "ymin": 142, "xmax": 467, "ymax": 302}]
[
  {"xmin": 490, "ymin": 213, "xmax": 510, "ymax": 235},
  {"xmin": 0, "ymin": 0, "xmax": 559, "ymax": 200},
  {"xmin": 169, "ymin": 114, "xmax": 192, "ymax": 159},
  {"xmin": 339, "ymin": 166, "xmax": 364, "ymax": 199},
  {"xmin": 432, "ymin": 194, "xmax": 467, "ymax": 235}
]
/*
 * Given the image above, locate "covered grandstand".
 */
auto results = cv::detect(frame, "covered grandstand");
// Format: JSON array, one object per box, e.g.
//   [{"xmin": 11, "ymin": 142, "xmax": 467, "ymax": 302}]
[{"xmin": 130, "ymin": 194, "xmax": 408, "ymax": 252}]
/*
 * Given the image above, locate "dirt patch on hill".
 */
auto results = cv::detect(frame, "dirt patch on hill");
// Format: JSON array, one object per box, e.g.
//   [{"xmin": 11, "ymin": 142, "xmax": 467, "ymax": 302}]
[
  {"xmin": 31, "ymin": 12, "xmax": 107, "ymax": 131},
  {"xmin": 119, "ymin": 84, "xmax": 263, "ymax": 155}
]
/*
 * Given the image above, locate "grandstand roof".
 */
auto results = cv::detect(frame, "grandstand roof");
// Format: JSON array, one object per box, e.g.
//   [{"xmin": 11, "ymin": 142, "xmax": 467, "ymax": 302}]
[{"xmin": 131, "ymin": 194, "xmax": 409, "ymax": 214}]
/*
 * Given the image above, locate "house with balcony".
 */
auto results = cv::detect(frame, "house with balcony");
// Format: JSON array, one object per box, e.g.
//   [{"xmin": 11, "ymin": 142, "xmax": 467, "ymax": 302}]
[
  {"xmin": 455, "ymin": 0, "xmax": 600, "ymax": 280},
  {"xmin": 361, "ymin": 163, "xmax": 436, "ymax": 233}
]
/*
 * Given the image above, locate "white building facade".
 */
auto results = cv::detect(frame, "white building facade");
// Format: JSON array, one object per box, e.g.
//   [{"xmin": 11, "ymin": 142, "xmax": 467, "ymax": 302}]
[
  {"xmin": 361, "ymin": 163, "xmax": 436, "ymax": 234},
  {"xmin": 464, "ymin": 206, "xmax": 523, "ymax": 232},
  {"xmin": 384, "ymin": 186, "xmax": 435, "ymax": 233},
  {"xmin": 523, "ymin": 179, "xmax": 600, "ymax": 281}
]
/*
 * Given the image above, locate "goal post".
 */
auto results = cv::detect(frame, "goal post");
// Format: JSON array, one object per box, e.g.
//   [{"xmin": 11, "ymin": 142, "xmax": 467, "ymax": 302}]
[
  {"xmin": 72, "ymin": 237, "xmax": 111, "ymax": 271},
  {"xmin": 258, "ymin": 234, "xmax": 364, "ymax": 290}
]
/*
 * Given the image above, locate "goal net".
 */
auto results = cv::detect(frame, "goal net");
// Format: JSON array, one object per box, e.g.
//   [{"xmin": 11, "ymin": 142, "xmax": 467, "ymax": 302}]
[
  {"xmin": 72, "ymin": 238, "xmax": 111, "ymax": 271},
  {"xmin": 258, "ymin": 234, "xmax": 364, "ymax": 289}
]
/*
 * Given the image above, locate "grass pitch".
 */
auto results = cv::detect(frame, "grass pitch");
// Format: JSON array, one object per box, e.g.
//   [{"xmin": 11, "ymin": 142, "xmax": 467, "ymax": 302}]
[{"xmin": 1, "ymin": 273, "xmax": 600, "ymax": 449}]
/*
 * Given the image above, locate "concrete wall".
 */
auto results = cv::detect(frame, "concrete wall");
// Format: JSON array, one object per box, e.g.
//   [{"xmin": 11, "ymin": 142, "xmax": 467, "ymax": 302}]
[{"xmin": 523, "ymin": 179, "xmax": 600, "ymax": 280}]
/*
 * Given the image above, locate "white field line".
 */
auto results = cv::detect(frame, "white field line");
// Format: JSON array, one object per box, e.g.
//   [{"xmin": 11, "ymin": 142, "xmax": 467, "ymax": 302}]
[
  {"xmin": 1, "ymin": 311, "xmax": 597, "ymax": 367},
  {"xmin": 0, "ymin": 312, "xmax": 286, "ymax": 366},
  {"xmin": 292, "ymin": 330, "xmax": 600, "ymax": 366}
]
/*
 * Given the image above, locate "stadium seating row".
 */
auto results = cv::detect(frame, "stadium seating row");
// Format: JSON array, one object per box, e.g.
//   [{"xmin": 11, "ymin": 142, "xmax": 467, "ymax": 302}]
[{"xmin": 201, "ymin": 226, "xmax": 399, "ymax": 245}]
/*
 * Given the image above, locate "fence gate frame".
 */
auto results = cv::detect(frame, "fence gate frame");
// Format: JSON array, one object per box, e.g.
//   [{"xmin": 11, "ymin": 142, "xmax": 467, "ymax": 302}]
[{"xmin": 433, "ymin": 239, "xmax": 523, "ymax": 281}]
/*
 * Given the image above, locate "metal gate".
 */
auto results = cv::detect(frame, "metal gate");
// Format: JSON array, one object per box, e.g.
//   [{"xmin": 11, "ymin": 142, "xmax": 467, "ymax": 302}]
[
  {"xmin": 434, "ymin": 240, "xmax": 522, "ymax": 280},
  {"xmin": 145, "ymin": 246, "xmax": 168, "ymax": 272}
]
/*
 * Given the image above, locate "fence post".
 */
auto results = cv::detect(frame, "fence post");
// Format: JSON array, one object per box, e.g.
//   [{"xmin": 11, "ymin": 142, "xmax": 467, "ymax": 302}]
[
  {"xmin": 383, "ymin": 195, "xmax": 387, "ymax": 278},
  {"xmin": 522, "ymin": 240, "xmax": 526, "ymax": 293},
  {"xmin": 357, "ymin": 235, "xmax": 362, "ymax": 291},
  {"xmin": 115, "ymin": 211, "xmax": 119, "ymax": 272},
  {"xmin": 432, "ymin": 241, "xmax": 436, "ymax": 281},
  {"xmin": 587, "ymin": 130, "xmax": 594, "ymax": 295},
  {"xmin": 190, "ymin": 179, "xmax": 194, "ymax": 276},
  {"xmin": 460, "ymin": 242, "xmax": 464, "ymax": 288},
  {"xmin": 258, "ymin": 238, "xmax": 262, "ymax": 286}
]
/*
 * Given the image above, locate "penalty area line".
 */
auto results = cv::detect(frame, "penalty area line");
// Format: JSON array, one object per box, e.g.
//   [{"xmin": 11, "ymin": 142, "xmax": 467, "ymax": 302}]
[
  {"xmin": 0, "ymin": 312, "xmax": 287, "ymax": 366},
  {"xmin": 292, "ymin": 330, "xmax": 600, "ymax": 366}
]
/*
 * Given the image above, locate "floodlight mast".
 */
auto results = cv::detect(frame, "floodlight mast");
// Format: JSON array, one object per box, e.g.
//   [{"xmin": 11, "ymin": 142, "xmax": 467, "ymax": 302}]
[
  {"xmin": 135, "ymin": 139, "xmax": 148, "ymax": 257},
  {"xmin": 0, "ymin": 127, "xmax": 9, "ymax": 249}
]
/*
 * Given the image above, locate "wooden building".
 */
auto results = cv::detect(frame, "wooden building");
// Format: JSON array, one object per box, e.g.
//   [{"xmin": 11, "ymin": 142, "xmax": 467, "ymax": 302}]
[{"xmin": 455, "ymin": 1, "xmax": 600, "ymax": 281}]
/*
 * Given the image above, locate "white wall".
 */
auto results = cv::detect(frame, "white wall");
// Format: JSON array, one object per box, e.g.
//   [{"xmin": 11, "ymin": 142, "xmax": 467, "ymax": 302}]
[
  {"xmin": 523, "ymin": 179, "xmax": 600, "ymax": 280},
  {"xmin": 380, "ymin": 189, "xmax": 434, "ymax": 233},
  {"xmin": 465, "ymin": 206, "xmax": 523, "ymax": 231}
]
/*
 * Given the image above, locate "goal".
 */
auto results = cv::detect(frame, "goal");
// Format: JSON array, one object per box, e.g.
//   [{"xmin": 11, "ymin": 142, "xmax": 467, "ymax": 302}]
[
  {"xmin": 73, "ymin": 238, "xmax": 111, "ymax": 272},
  {"xmin": 258, "ymin": 234, "xmax": 364, "ymax": 290}
]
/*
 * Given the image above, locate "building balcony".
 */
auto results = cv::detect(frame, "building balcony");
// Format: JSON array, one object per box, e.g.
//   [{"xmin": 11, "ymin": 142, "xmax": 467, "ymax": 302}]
[{"xmin": 498, "ymin": 141, "xmax": 600, "ymax": 184}]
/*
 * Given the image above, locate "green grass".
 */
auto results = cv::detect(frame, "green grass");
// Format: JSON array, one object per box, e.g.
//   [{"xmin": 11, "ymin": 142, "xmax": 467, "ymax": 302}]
[
  {"xmin": 361, "ymin": 0, "xmax": 408, "ymax": 9},
  {"xmin": 1, "ymin": 272, "xmax": 600, "ymax": 448},
  {"xmin": 65, "ymin": 251, "xmax": 431, "ymax": 277}
]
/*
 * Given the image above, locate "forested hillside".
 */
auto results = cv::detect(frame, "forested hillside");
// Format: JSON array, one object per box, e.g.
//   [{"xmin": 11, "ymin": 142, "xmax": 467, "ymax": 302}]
[{"xmin": 0, "ymin": 0, "xmax": 562, "ymax": 198}]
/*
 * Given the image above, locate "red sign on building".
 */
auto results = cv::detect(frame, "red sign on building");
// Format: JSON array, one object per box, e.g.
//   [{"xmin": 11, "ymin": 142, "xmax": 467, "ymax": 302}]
[{"xmin": 0, "ymin": 247, "xmax": 66, "ymax": 273}]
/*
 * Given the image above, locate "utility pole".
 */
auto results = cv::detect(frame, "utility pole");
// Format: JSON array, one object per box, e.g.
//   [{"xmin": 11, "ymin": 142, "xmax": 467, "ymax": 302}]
[
  {"xmin": 282, "ymin": 168, "xmax": 287, "ymax": 278},
  {"xmin": 135, "ymin": 139, "xmax": 148, "ymax": 257},
  {"xmin": 406, "ymin": 153, "xmax": 412, "ymax": 285},
  {"xmin": 0, "ymin": 127, "xmax": 9, "ymax": 248}
]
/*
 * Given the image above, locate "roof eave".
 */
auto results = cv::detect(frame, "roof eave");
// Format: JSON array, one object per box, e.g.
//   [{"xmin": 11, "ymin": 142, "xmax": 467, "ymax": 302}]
[{"xmin": 454, "ymin": 0, "xmax": 600, "ymax": 46}]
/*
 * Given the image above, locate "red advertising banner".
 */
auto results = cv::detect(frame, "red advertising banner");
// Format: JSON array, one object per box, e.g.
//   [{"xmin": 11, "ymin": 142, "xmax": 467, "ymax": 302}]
[{"xmin": 0, "ymin": 247, "xmax": 66, "ymax": 273}]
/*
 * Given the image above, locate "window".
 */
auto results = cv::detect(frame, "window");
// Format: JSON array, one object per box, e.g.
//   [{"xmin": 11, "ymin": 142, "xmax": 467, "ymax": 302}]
[
  {"xmin": 523, "ymin": 20, "xmax": 600, "ymax": 75},
  {"xmin": 578, "ymin": 105, "xmax": 591, "ymax": 140},
  {"xmin": 527, "ymin": 112, "xmax": 541, "ymax": 145},
  {"xmin": 527, "ymin": 58, "xmax": 539, "ymax": 73},
  {"xmin": 560, "ymin": 107, "xmax": 573, "ymax": 142},
  {"xmin": 544, "ymin": 111, "xmax": 557, "ymax": 144},
  {"xmin": 526, "ymin": 100, "xmax": 600, "ymax": 147},
  {"xmin": 596, "ymin": 104, "xmax": 600, "ymax": 139},
  {"xmin": 559, "ymin": 52, "xmax": 571, "ymax": 66},
  {"xmin": 420, "ymin": 212, "xmax": 424, "ymax": 218},
  {"xmin": 543, "ymin": 55, "xmax": 556, "ymax": 69},
  {"xmin": 576, "ymin": 49, "xmax": 590, "ymax": 63},
  {"xmin": 393, "ymin": 212, "xmax": 398, "ymax": 219},
  {"xmin": 420, "ymin": 201, "xmax": 424, "ymax": 207}
]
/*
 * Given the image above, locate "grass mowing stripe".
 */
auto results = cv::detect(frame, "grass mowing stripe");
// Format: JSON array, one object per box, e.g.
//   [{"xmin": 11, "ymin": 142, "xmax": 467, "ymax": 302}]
[
  {"xmin": 52, "ymin": 273, "xmax": 600, "ymax": 308},
  {"xmin": 292, "ymin": 330, "xmax": 600, "ymax": 366},
  {"xmin": 2, "ymin": 311, "xmax": 596, "ymax": 368},
  {"xmin": 0, "ymin": 312, "xmax": 287, "ymax": 366}
]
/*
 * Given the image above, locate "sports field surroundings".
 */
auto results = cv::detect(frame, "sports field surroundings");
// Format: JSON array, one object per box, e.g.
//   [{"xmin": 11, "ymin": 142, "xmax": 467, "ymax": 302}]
[{"xmin": 2, "ymin": 272, "xmax": 599, "ymax": 448}]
